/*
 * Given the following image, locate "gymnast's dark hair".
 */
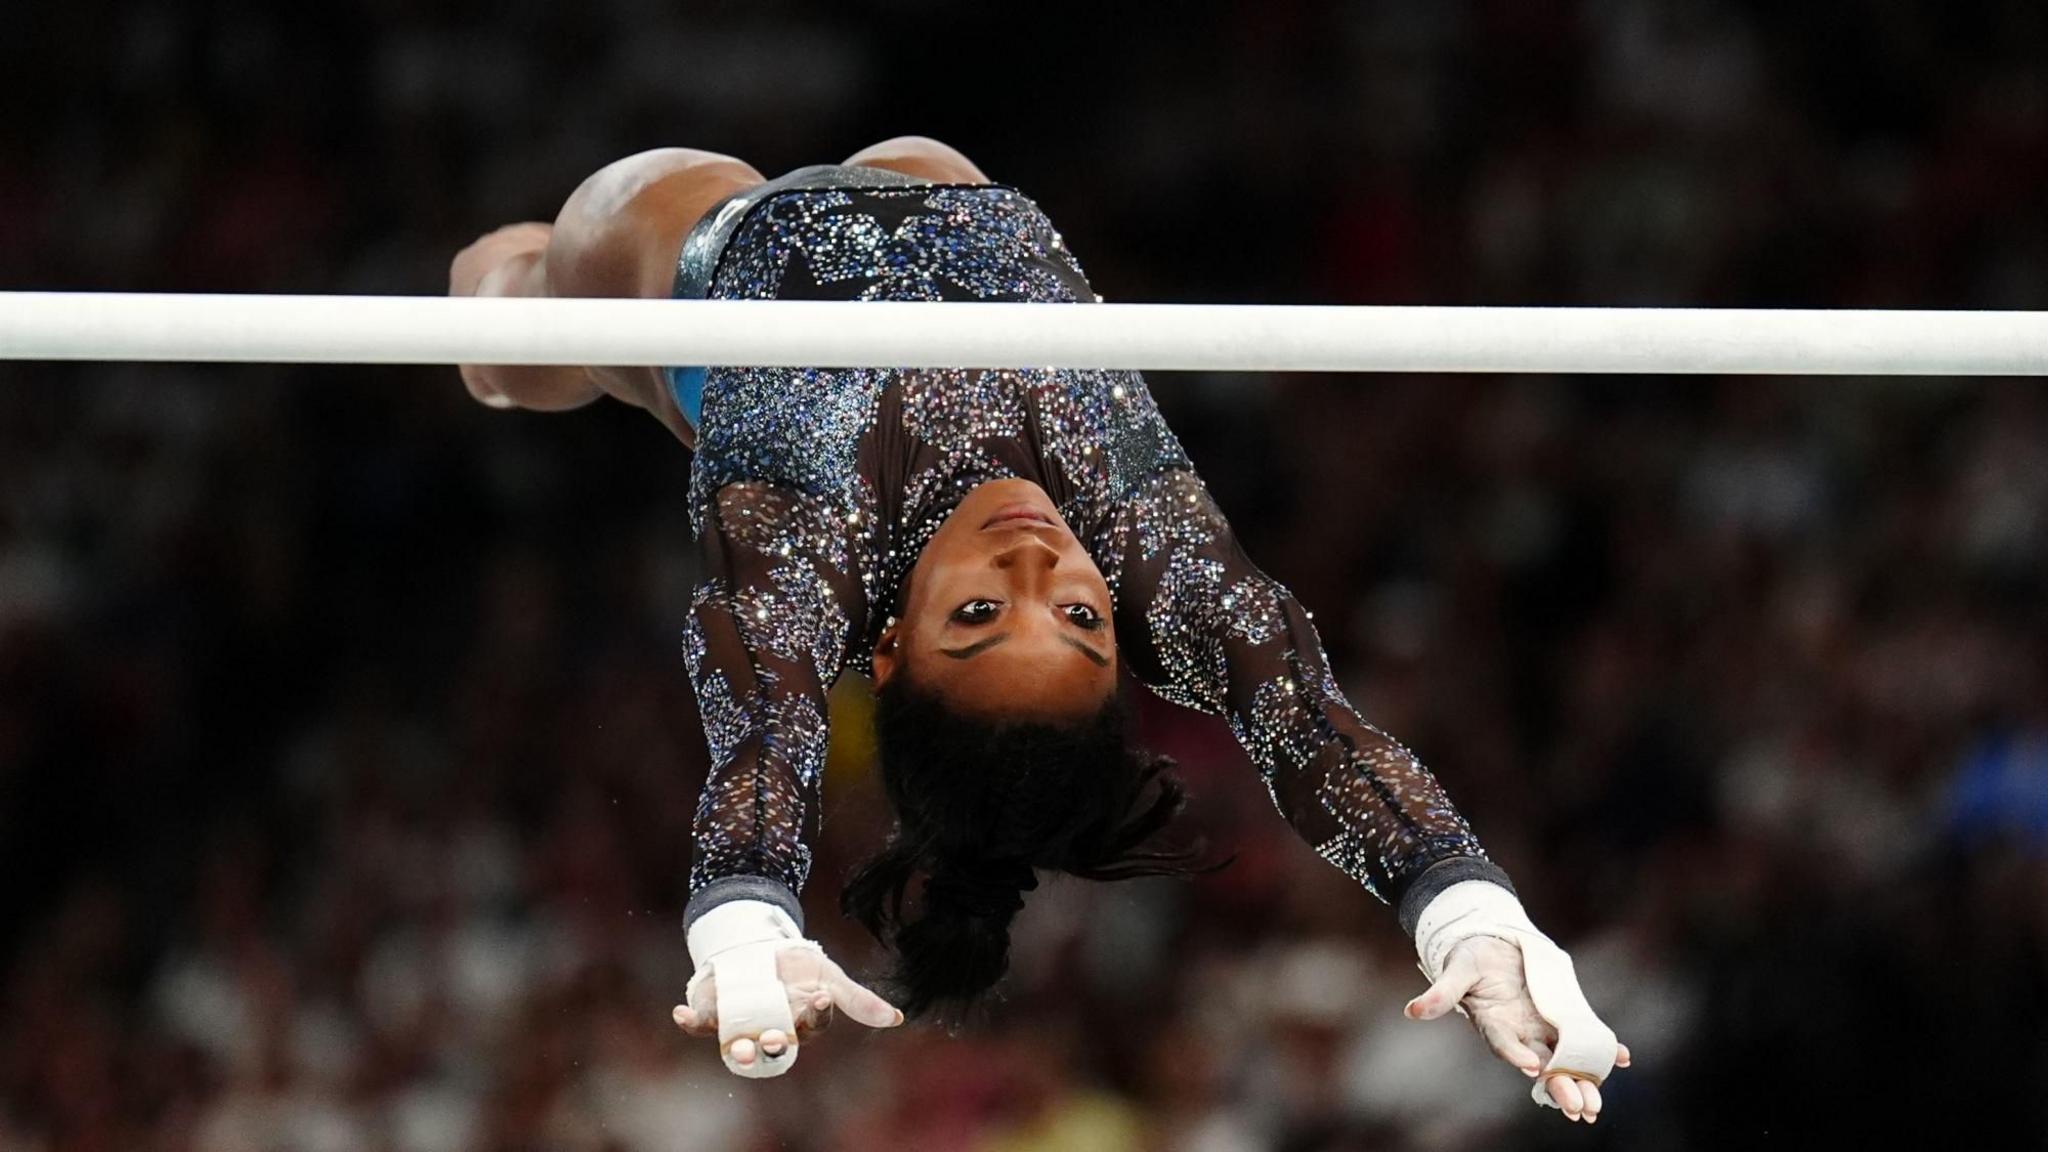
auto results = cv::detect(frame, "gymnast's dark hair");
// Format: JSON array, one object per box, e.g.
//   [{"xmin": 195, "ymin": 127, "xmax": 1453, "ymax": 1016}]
[{"xmin": 841, "ymin": 677, "xmax": 1218, "ymax": 1018}]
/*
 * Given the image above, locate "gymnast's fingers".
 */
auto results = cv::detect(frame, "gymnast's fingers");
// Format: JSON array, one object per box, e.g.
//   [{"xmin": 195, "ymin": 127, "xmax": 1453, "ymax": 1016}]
[
  {"xmin": 1545, "ymin": 1073, "xmax": 1586, "ymax": 1120},
  {"xmin": 1405, "ymin": 946, "xmax": 1481, "ymax": 1021},
  {"xmin": 1475, "ymin": 1014, "xmax": 1544, "ymax": 1078},
  {"xmin": 794, "ymin": 990, "xmax": 834, "ymax": 1038},
  {"xmin": 675, "ymin": 966, "xmax": 719, "ymax": 1038},
  {"xmin": 1579, "ymin": 1078, "xmax": 1603, "ymax": 1123},
  {"xmin": 820, "ymin": 963, "xmax": 905, "ymax": 1029},
  {"xmin": 671, "ymin": 1003, "xmax": 716, "ymax": 1037}
]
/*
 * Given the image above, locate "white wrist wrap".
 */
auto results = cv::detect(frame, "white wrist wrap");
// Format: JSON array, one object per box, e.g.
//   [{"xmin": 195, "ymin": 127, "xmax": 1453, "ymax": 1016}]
[
  {"xmin": 685, "ymin": 899, "xmax": 822, "ymax": 1078},
  {"xmin": 1413, "ymin": 881, "xmax": 1618, "ymax": 1108}
]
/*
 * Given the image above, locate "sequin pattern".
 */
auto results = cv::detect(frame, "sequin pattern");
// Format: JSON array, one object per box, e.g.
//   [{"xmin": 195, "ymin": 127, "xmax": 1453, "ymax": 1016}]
[
  {"xmin": 690, "ymin": 366, "xmax": 884, "ymax": 519},
  {"xmin": 678, "ymin": 173, "xmax": 1492, "ymax": 915},
  {"xmin": 1115, "ymin": 472, "xmax": 1489, "ymax": 900},
  {"xmin": 901, "ymin": 369, "xmax": 1026, "ymax": 450},
  {"xmin": 713, "ymin": 186, "xmax": 1093, "ymax": 304},
  {"xmin": 1144, "ymin": 551, "xmax": 1230, "ymax": 712}
]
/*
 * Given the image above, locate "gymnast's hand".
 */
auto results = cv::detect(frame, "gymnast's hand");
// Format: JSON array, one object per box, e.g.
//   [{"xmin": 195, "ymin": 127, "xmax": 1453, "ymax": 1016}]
[
  {"xmin": 673, "ymin": 899, "xmax": 904, "ymax": 1078},
  {"xmin": 1404, "ymin": 883, "xmax": 1630, "ymax": 1123}
]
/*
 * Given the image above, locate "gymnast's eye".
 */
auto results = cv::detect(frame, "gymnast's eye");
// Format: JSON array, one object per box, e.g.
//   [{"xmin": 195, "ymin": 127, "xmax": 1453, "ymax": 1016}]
[
  {"xmin": 1063, "ymin": 603, "xmax": 1105, "ymax": 630},
  {"xmin": 953, "ymin": 599, "xmax": 1002, "ymax": 624}
]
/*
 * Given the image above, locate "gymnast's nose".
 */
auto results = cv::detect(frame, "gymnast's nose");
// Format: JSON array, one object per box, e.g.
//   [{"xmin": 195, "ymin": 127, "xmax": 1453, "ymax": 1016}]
[{"xmin": 991, "ymin": 533, "xmax": 1061, "ymax": 571}]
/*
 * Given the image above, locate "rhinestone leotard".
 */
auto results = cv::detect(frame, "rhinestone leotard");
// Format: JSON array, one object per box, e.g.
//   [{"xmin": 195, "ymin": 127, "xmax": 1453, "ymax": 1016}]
[{"xmin": 675, "ymin": 167, "xmax": 1511, "ymax": 935}]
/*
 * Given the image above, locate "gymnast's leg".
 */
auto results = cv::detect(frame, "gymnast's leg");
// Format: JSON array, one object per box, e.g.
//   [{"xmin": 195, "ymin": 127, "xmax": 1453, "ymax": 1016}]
[{"xmin": 449, "ymin": 148, "xmax": 765, "ymax": 444}]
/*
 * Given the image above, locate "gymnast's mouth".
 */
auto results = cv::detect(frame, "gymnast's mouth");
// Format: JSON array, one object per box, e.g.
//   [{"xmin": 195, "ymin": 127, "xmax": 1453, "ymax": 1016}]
[{"xmin": 982, "ymin": 504, "xmax": 1057, "ymax": 530}]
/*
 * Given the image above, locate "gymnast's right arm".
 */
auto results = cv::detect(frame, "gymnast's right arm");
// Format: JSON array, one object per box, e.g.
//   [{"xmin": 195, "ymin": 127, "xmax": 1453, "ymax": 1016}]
[
  {"xmin": 440, "ymin": 369, "xmax": 902, "ymax": 1081},
  {"xmin": 668, "ymin": 482, "xmax": 903, "ymax": 1077}
]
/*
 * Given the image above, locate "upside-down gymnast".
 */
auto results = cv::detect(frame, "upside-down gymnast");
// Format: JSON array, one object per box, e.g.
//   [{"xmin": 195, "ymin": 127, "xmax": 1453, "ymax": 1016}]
[{"xmin": 450, "ymin": 137, "xmax": 1630, "ymax": 1122}]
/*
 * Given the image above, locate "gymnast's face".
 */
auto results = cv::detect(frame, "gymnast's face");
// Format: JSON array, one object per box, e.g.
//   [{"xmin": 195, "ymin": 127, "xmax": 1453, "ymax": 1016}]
[{"xmin": 873, "ymin": 479, "xmax": 1117, "ymax": 718}]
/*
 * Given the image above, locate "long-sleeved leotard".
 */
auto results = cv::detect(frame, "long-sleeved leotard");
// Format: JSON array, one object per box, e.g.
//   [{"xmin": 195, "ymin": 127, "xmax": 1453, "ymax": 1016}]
[
  {"xmin": 674, "ymin": 170, "xmax": 1510, "ymax": 935},
  {"xmin": 1105, "ymin": 468, "xmax": 1509, "ymax": 919}
]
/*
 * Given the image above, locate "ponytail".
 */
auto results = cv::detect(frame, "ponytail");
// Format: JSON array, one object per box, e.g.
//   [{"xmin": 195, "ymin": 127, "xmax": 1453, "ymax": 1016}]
[
  {"xmin": 842, "ymin": 681, "xmax": 1220, "ymax": 1017},
  {"xmin": 843, "ymin": 851, "xmax": 1037, "ymax": 1017}
]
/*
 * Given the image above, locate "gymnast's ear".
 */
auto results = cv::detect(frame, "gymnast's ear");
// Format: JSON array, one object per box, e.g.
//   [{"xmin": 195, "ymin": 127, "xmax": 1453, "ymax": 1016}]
[{"xmin": 872, "ymin": 621, "xmax": 902, "ymax": 690}]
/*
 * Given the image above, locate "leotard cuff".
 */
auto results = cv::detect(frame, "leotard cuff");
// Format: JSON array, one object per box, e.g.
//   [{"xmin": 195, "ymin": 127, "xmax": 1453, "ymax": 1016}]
[
  {"xmin": 1396, "ymin": 856, "xmax": 1517, "ymax": 939},
  {"xmin": 684, "ymin": 875, "xmax": 805, "ymax": 934}
]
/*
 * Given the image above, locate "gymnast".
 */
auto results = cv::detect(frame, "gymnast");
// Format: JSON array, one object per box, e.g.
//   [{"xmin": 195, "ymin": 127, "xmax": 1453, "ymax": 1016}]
[{"xmin": 449, "ymin": 137, "xmax": 1628, "ymax": 1121}]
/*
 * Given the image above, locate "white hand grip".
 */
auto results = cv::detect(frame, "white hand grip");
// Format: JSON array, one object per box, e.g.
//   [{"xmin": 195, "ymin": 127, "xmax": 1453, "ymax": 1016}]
[
  {"xmin": 1512, "ymin": 931, "xmax": 1619, "ymax": 1105},
  {"xmin": 1413, "ymin": 881, "xmax": 1618, "ymax": 1108},
  {"xmin": 686, "ymin": 900, "xmax": 818, "ymax": 1080},
  {"xmin": 699, "ymin": 939, "xmax": 811, "ymax": 1077}
]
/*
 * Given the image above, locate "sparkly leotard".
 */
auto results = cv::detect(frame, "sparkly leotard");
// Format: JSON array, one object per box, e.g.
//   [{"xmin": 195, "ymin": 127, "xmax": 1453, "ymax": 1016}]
[{"xmin": 674, "ymin": 167, "xmax": 1511, "ymax": 936}]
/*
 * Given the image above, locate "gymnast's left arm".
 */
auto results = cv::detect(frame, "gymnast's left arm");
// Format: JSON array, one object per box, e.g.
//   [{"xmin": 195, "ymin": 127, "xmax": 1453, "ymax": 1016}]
[{"xmin": 1107, "ymin": 469, "xmax": 1630, "ymax": 1122}]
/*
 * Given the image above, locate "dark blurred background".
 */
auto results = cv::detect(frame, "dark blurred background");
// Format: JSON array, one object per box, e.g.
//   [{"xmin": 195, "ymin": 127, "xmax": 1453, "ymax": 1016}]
[{"xmin": 4, "ymin": 1, "xmax": 2048, "ymax": 1149}]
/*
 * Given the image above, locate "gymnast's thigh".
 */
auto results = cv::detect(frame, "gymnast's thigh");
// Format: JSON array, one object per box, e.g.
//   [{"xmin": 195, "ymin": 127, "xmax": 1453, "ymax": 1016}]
[
  {"xmin": 542, "ymin": 149, "xmax": 764, "ymax": 420},
  {"xmin": 546, "ymin": 148, "xmax": 767, "ymax": 303},
  {"xmin": 842, "ymin": 136, "xmax": 991, "ymax": 184}
]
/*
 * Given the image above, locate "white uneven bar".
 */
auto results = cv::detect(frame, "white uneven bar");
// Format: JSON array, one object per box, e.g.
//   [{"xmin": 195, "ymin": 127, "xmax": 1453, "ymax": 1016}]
[{"xmin": 2, "ymin": 292, "xmax": 2047, "ymax": 375}]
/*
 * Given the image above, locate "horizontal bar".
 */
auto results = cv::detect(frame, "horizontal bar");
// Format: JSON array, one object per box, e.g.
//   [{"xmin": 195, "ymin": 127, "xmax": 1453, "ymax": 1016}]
[{"xmin": 2, "ymin": 293, "xmax": 2046, "ymax": 375}]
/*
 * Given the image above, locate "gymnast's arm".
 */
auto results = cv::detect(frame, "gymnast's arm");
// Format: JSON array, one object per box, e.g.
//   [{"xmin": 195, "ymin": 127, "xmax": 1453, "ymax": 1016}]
[
  {"xmin": 680, "ymin": 483, "xmax": 846, "ymax": 924},
  {"xmin": 1107, "ymin": 469, "xmax": 1510, "ymax": 920},
  {"xmin": 672, "ymin": 481, "xmax": 903, "ymax": 1074},
  {"xmin": 1109, "ymin": 469, "xmax": 1627, "ymax": 1119}
]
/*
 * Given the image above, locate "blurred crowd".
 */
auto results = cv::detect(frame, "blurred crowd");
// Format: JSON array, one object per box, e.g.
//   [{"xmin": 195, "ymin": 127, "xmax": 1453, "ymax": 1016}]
[{"xmin": 4, "ymin": 1, "xmax": 2047, "ymax": 1149}]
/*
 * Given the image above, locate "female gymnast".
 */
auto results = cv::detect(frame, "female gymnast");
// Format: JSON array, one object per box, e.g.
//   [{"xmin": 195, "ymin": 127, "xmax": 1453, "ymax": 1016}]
[{"xmin": 450, "ymin": 137, "xmax": 1628, "ymax": 1122}]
